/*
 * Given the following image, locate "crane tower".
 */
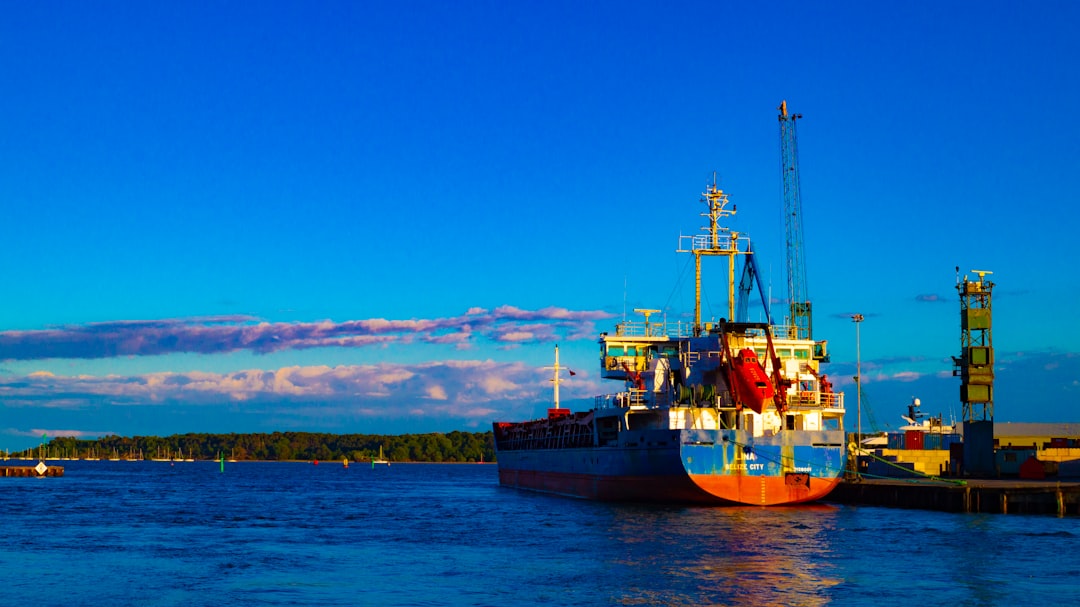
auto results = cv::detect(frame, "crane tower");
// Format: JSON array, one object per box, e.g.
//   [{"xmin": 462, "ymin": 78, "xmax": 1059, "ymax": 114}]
[
  {"xmin": 953, "ymin": 268, "xmax": 995, "ymax": 475},
  {"xmin": 779, "ymin": 100, "xmax": 811, "ymax": 340}
]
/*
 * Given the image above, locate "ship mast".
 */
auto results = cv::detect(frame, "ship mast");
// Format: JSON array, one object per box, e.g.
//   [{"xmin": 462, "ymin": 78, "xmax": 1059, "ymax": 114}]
[
  {"xmin": 678, "ymin": 174, "xmax": 750, "ymax": 334},
  {"xmin": 546, "ymin": 344, "xmax": 564, "ymax": 409}
]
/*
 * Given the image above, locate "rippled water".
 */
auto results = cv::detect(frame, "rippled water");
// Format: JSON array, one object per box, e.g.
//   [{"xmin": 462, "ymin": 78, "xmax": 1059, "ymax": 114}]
[{"xmin": 0, "ymin": 461, "xmax": 1076, "ymax": 606}]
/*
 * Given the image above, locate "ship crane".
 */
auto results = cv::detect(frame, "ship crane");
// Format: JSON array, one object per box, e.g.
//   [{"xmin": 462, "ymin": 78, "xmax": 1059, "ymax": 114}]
[{"xmin": 778, "ymin": 100, "xmax": 812, "ymax": 340}]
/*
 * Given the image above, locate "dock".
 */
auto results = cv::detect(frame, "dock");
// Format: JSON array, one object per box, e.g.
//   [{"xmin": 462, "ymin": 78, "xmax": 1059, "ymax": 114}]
[
  {"xmin": 828, "ymin": 477, "xmax": 1080, "ymax": 516},
  {"xmin": 0, "ymin": 463, "xmax": 65, "ymax": 478}
]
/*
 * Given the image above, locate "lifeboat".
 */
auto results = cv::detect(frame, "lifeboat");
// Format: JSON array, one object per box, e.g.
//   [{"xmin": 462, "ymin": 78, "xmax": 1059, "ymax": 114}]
[{"xmin": 729, "ymin": 348, "xmax": 774, "ymax": 414}]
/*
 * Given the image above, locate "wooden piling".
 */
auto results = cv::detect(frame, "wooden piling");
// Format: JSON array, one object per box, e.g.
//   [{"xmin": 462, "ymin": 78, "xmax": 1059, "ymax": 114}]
[
  {"xmin": 829, "ymin": 478, "xmax": 1080, "ymax": 516},
  {"xmin": 0, "ymin": 465, "xmax": 65, "ymax": 477}
]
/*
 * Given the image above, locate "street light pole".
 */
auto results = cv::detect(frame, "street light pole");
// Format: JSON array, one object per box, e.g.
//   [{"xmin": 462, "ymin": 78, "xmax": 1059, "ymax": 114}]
[{"xmin": 852, "ymin": 314, "xmax": 864, "ymax": 453}]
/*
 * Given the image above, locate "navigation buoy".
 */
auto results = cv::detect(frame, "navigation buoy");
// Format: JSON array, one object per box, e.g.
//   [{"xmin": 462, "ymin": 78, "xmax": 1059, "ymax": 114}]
[
  {"xmin": 314, "ymin": 459, "xmax": 319, "ymax": 465},
  {"xmin": 343, "ymin": 458, "xmax": 349, "ymax": 468}
]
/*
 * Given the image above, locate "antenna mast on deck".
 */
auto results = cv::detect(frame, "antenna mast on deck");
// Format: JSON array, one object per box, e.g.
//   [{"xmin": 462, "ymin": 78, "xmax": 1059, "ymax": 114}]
[
  {"xmin": 677, "ymin": 173, "xmax": 751, "ymax": 335},
  {"xmin": 779, "ymin": 100, "xmax": 812, "ymax": 340}
]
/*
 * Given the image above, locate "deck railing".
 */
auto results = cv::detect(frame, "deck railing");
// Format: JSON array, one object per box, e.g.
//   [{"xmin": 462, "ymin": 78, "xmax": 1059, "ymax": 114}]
[
  {"xmin": 597, "ymin": 389, "xmax": 844, "ymax": 411},
  {"xmin": 788, "ymin": 391, "xmax": 845, "ymax": 409},
  {"xmin": 595, "ymin": 389, "xmax": 649, "ymax": 409},
  {"xmin": 611, "ymin": 319, "xmax": 800, "ymax": 340}
]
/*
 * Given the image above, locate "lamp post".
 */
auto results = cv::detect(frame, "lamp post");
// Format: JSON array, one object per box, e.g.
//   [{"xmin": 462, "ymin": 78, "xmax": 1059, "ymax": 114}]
[{"xmin": 851, "ymin": 314, "xmax": 864, "ymax": 453}]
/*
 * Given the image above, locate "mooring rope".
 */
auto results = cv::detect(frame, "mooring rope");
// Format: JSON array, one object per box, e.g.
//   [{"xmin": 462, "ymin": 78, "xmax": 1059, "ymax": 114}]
[
  {"xmin": 720, "ymin": 435, "xmax": 967, "ymax": 486},
  {"xmin": 855, "ymin": 446, "xmax": 967, "ymax": 486}
]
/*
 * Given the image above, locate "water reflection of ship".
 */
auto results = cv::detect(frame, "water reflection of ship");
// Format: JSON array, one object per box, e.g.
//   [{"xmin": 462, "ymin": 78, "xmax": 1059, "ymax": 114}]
[{"xmin": 605, "ymin": 506, "xmax": 837, "ymax": 607}]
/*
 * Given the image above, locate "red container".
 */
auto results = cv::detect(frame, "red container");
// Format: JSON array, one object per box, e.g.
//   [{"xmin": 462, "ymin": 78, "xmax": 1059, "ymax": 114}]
[{"xmin": 905, "ymin": 430, "xmax": 925, "ymax": 450}]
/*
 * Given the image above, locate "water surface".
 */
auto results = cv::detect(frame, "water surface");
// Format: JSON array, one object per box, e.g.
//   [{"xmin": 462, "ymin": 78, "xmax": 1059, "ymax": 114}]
[{"xmin": 1, "ymin": 461, "xmax": 1076, "ymax": 606}]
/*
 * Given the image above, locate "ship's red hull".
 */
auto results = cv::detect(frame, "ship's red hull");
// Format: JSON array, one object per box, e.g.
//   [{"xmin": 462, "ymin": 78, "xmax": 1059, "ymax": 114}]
[
  {"xmin": 498, "ymin": 465, "xmax": 843, "ymax": 506},
  {"xmin": 494, "ymin": 422, "xmax": 847, "ymax": 506},
  {"xmin": 688, "ymin": 472, "xmax": 842, "ymax": 505}
]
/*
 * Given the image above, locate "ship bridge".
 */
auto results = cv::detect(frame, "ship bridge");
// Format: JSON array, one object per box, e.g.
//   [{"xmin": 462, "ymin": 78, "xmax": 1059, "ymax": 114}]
[{"xmin": 600, "ymin": 312, "xmax": 693, "ymax": 380}]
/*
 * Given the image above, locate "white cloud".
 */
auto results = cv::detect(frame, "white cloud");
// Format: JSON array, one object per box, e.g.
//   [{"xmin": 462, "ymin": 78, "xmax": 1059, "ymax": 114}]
[
  {"xmin": 28, "ymin": 428, "xmax": 115, "ymax": 439},
  {"xmin": 0, "ymin": 359, "xmax": 574, "ymax": 416}
]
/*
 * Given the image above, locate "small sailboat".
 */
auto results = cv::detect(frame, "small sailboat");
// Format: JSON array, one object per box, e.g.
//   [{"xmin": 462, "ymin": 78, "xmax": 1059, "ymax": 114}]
[{"xmin": 373, "ymin": 446, "xmax": 389, "ymax": 466}]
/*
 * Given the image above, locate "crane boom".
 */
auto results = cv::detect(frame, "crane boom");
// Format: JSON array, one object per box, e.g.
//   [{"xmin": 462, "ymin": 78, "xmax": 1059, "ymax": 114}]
[
  {"xmin": 735, "ymin": 248, "xmax": 771, "ymax": 325},
  {"xmin": 778, "ymin": 100, "xmax": 812, "ymax": 340}
]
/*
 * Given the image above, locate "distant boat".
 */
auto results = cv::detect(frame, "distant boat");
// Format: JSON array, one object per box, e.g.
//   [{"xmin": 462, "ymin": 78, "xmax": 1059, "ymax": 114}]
[
  {"xmin": 900, "ymin": 397, "xmax": 957, "ymax": 434},
  {"xmin": 373, "ymin": 446, "xmax": 389, "ymax": 465}
]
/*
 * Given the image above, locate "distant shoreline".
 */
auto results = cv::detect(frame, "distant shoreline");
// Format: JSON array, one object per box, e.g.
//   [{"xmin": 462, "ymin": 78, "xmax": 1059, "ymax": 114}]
[
  {"xmin": 10, "ymin": 457, "xmax": 496, "ymax": 465},
  {"xmin": 25, "ymin": 430, "xmax": 495, "ymax": 464}
]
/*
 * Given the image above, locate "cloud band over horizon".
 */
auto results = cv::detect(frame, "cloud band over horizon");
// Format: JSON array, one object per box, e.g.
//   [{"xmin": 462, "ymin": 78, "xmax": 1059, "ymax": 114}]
[
  {"xmin": 0, "ymin": 359, "xmax": 603, "ymax": 439},
  {"xmin": 0, "ymin": 306, "xmax": 613, "ymax": 361}
]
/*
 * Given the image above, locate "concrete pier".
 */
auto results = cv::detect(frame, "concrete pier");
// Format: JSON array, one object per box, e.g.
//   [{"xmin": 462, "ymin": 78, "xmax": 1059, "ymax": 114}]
[{"xmin": 828, "ymin": 478, "xmax": 1080, "ymax": 515}]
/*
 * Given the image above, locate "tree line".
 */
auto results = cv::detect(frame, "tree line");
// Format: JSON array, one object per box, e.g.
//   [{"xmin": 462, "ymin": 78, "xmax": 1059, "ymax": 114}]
[{"xmin": 24, "ymin": 431, "xmax": 495, "ymax": 463}]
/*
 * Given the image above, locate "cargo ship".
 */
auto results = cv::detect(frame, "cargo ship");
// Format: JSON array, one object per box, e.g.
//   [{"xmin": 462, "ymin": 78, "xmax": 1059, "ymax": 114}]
[{"xmin": 493, "ymin": 179, "xmax": 847, "ymax": 505}]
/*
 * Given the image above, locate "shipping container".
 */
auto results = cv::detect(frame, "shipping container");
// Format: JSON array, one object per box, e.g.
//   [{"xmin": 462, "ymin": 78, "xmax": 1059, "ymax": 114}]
[
  {"xmin": 942, "ymin": 434, "xmax": 962, "ymax": 450},
  {"xmin": 924, "ymin": 433, "xmax": 943, "ymax": 450},
  {"xmin": 905, "ymin": 430, "xmax": 925, "ymax": 450},
  {"xmin": 887, "ymin": 432, "xmax": 906, "ymax": 450}
]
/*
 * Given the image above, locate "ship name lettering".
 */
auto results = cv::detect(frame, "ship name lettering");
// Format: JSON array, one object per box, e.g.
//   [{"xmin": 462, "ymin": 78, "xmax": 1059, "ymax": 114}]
[{"xmin": 726, "ymin": 463, "xmax": 767, "ymax": 472}]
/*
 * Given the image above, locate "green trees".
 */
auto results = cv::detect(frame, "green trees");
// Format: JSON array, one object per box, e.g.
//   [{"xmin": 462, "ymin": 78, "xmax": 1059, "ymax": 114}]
[{"xmin": 35, "ymin": 431, "xmax": 496, "ymax": 463}]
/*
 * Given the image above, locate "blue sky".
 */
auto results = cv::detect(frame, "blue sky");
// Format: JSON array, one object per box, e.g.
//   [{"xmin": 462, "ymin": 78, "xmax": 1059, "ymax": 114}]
[{"xmin": 1, "ymin": 1, "xmax": 1078, "ymax": 450}]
